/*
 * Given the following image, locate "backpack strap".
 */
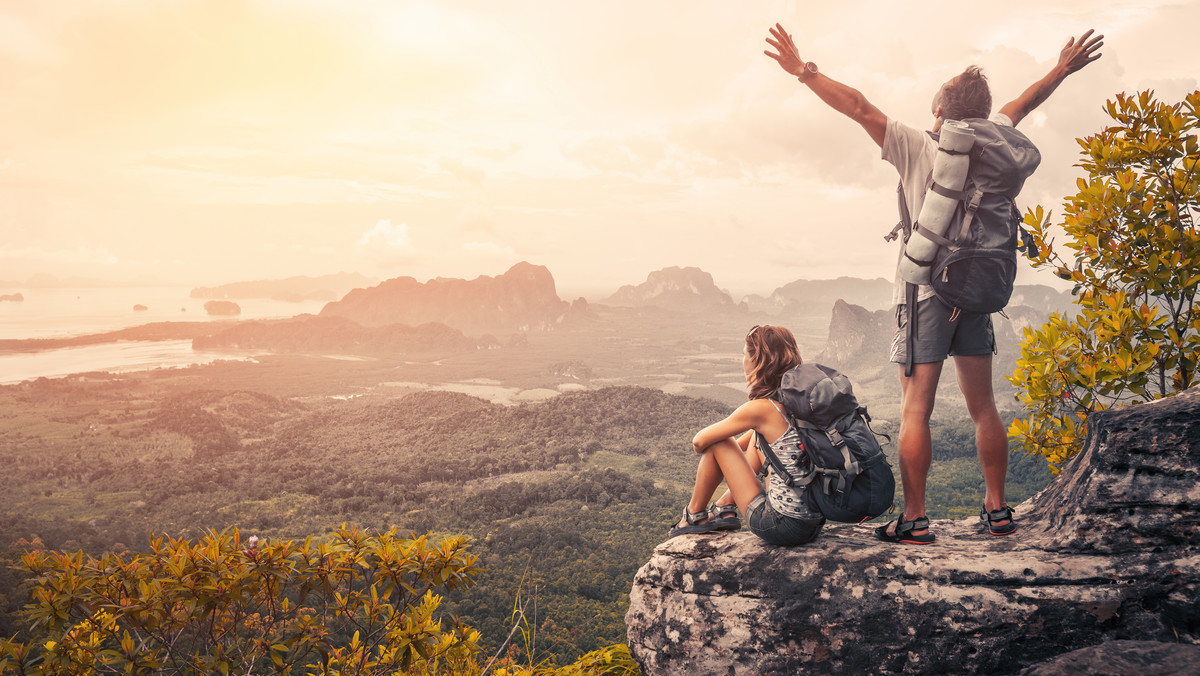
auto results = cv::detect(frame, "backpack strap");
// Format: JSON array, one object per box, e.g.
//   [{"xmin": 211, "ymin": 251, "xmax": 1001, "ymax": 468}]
[
  {"xmin": 953, "ymin": 188, "xmax": 985, "ymax": 242},
  {"xmin": 754, "ymin": 430, "xmax": 817, "ymax": 490},
  {"xmin": 754, "ymin": 400, "xmax": 794, "ymax": 483},
  {"xmin": 929, "ymin": 181, "xmax": 967, "ymax": 201},
  {"xmin": 911, "ymin": 180, "xmax": 971, "ymax": 256},
  {"xmin": 903, "ymin": 281, "xmax": 918, "ymax": 378},
  {"xmin": 858, "ymin": 406, "xmax": 892, "ymax": 444},
  {"xmin": 793, "ymin": 417, "xmax": 861, "ymax": 495},
  {"xmin": 885, "ymin": 181, "xmax": 910, "ymax": 243},
  {"xmin": 767, "ymin": 399, "xmax": 788, "ymax": 424},
  {"xmin": 753, "ymin": 432, "xmax": 811, "ymax": 489},
  {"xmin": 913, "ymin": 223, "xmax": 957, "ymax": 250}
]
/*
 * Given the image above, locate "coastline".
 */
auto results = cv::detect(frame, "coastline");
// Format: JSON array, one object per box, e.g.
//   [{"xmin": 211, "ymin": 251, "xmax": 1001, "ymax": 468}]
[{"xmin": 0, "ymin": 321, "xmax": 225, "ymax": 354}]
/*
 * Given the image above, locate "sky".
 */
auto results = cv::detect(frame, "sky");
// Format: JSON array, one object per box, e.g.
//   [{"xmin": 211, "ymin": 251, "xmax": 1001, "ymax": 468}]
[{"xmin": 1, "ymin": 0, "xmax": 1197, "ymax": 299}]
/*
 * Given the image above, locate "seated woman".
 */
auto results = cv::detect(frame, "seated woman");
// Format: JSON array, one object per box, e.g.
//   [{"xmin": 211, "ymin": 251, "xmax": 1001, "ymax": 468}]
[{"xmin": 669, "ymin": 325, "xmax": 825, "ymax": 546}]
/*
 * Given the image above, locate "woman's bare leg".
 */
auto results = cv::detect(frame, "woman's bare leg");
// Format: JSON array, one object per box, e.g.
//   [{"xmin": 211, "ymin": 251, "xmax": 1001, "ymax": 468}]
[
  {"xmin": 685, "ymin": 438, "xmax": 763, "ymax": 520},
  {"xmin": 713, "ymin": 441, "xmax": 764, "ymax": 509}
]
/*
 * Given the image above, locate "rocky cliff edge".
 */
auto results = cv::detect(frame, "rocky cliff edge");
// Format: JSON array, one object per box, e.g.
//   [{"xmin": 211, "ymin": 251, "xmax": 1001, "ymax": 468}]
[{"xmin": 626, "ymin": 388, "xmax": 1200, "ymax": 675}]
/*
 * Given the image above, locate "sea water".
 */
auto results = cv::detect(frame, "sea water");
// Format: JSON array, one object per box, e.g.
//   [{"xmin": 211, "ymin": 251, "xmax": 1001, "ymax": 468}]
[{"xmin": 0, "ymin": 287, "xmax": 328, "ymax": 384}]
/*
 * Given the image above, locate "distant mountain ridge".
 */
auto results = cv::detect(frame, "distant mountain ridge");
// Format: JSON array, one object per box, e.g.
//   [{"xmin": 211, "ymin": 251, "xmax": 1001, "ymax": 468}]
[
  {"xmin": 1008, "ymin": 284, "xmax": 1074, "ymax": 315},
  {"xmin": 744, "ymin": 276, "xmax": 893, "ymax": 316},
  {"xmin": 190, "ymin": 273, "xmax": 375, "ymax": 302},
  {"xmin": 604, "ymin": 267, "xmax": 741, "ymax": 312},
  {"xmin": 319, "ymin": 262, "xmax": 574, "ymax": 333}
]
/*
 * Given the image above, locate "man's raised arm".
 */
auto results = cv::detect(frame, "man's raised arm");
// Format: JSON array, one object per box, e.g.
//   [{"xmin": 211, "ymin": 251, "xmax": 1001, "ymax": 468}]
[
  {"xmin": 998, "ymin": 29, "xmax": 1104, "ymax": 126},
  {"xmin": 764, "ymin": 23, "xmax": 887, "ymax": 148}
]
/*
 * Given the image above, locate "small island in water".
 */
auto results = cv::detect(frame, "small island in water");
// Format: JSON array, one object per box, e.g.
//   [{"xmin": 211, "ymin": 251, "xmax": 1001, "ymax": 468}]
[{"xmin": 204, "ymin": 300, "xmax": 241, "ymax": 316}]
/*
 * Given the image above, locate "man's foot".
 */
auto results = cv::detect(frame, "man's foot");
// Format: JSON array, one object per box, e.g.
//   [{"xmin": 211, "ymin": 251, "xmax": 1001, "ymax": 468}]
[
  {"xmin": 980, "ymin": 504, "xmax": 1016, "ymax": 536},
  {"xmin": 875, "ymin": 514, "xmax": 936, "ymax": 544}
]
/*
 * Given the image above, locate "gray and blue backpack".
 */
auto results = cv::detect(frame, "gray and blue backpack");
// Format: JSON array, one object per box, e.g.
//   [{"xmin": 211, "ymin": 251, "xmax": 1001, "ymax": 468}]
[{"xmin": 756, "ymin": 363, "xmax": 895, "ymax": 523}]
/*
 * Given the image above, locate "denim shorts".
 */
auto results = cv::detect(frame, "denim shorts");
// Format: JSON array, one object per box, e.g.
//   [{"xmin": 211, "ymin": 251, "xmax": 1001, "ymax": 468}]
[
  {"xmin": 889, "ymin": 296, "xmax": 995, "ymax": 365},
  {"xmin": 747, "ymin": 494, "xmax": 825, "ymax": 546}
]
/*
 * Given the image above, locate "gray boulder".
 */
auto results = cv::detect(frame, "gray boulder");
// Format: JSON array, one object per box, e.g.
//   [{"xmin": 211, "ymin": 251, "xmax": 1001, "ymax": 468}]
[
  {"xmin": 626, "ymin": 388, "xmax": 1200, "ymax": 675},
  {"xmin": 1019, "ymin": 640, "xmax": 1200, "ymax": 675}
]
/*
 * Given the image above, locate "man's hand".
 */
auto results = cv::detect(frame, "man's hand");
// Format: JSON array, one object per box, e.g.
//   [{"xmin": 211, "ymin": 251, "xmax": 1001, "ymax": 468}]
[
  {"xmin": 999, "ymin": 28, "xmax": 1104, "ymax": 126},
  {"xmin": 764, "ymin": 23, "xmax": 806, "ymax": 78},
  {"xmin": 764, "ymin": 21, "xmax": 886, "ymax": 146},
  {"xmin": 1057, "ymin": 29, "xmax": 1104, "ymax": 76}
]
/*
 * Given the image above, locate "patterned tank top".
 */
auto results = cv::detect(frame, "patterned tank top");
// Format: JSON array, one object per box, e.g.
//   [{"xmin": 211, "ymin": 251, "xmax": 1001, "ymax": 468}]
[{"xmin": 760, "ymin": 400, "xmax": 823, "ymax": 520}]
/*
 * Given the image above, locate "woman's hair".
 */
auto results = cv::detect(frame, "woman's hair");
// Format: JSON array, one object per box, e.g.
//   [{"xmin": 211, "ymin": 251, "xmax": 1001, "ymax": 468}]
[
  {"xmin": 745, "ymin": 325, "xmax": 802, "ymax": 400},
  {"xmin": 938, "ymin": 66, "xmax": 992, "ymax": 121}
]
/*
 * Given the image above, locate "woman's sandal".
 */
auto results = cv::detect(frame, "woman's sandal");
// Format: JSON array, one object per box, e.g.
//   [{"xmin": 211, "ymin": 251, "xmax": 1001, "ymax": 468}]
[
  {"xmin": 668, "ymin": 507, "xmax": 722, "ymax": 538},
  {"xmin": 981, "ymin": 504, "xmax": 1017, "ymax": 536},
  {"xmin": 874, "ymin": 514, "xmax": 936, "ymax": 545},
  {"xmin": 709, "ymin": 503, "xmax": 742, "ymax": 531}
]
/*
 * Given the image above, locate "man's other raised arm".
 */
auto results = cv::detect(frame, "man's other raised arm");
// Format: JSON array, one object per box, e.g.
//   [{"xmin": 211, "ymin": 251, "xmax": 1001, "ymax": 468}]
[
  {"xmin": 998, "ymin": 29, "xmax": 1104, "ymax": 127},
  {"xmin": 765, "ymin": 23, "xmax": 886, "ymax": 148}
]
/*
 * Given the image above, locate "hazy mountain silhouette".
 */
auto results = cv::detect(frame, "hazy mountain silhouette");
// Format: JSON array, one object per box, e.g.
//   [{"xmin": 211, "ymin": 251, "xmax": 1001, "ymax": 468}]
[
  {"xmin": 604, "ymin": 266, "xmax": 742, "ymax": 312},
  {"xmin": 319, "ymin": 262, "xmax": 573, "ymax": 333},
  {"xmin": 1008, "ymin": 284, "xmax": 1074, "ymax": 315},
  {"xmin": 816, "ymin": 299, "xmax": 893, "ymax": 368},
  {"xmin": 744, "ymin": 276, "xmax": 893, "ymax": 316},
  {"xmin": 190, "ymin": 273, "xmax": 375, "ymax": 302}
]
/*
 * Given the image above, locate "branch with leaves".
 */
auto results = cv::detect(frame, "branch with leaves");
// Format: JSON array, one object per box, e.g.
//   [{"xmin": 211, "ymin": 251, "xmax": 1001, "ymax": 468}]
[{"xmin": 1011, "ymin": 89, "xmax": 1200, "ymax": 471}]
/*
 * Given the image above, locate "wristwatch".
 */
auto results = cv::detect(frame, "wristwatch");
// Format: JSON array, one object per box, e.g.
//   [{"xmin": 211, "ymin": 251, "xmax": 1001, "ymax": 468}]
[{"xmin": 797, "ymin": 61, "xmax": 818, "ymax": 84}]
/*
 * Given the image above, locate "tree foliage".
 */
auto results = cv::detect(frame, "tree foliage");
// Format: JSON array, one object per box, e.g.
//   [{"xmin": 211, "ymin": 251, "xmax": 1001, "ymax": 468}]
[
  {"xmin": 1010, "ymin": 89, "xmax": 1200, "ymax": 470},
  {"xmin": 1, "ymin": 376, "xmax": 1049, "ymax": 668},
  {"xmin": 1, "ymin": 526, "xmax": 482, "ymax": 675},
  {"xmin": 0, "ymin": 526, "xmax": 639, "ymax": 676}
]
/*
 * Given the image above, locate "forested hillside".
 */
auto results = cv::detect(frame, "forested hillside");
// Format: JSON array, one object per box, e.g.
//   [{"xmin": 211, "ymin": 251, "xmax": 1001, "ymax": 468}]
[{"xmin": 0, "ymin": 368, "xmax": 1051, "ymax": 664}]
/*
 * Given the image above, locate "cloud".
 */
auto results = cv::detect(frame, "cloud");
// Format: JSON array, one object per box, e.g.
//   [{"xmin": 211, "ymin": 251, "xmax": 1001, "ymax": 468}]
[
  {"xmin": 462, "ymin": 241, "xmax": 516, "ymax": 257},
  {"xmin": 4, "ymin": 1, "xmax": 1197, "ymax": 296},
  {"xmin": 357, "ymin": 219, "xmax": 411, "ymax": 248},
  {"xmin": 0, "ymin": 245, "xmax": 119, "ymax": 265},
  {"xmin": 475, "ymin": 144, "xmax": 521, "ymax": 161},
  {"xmin": 438, "ymin": 157, "xmax": 485, "ymax": 185}
]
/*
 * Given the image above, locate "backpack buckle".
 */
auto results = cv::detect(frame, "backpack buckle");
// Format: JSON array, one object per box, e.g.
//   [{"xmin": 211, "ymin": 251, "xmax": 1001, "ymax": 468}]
[{"xmin": 825, "ymin": 428, "xmax": 845, "ymax": 447}]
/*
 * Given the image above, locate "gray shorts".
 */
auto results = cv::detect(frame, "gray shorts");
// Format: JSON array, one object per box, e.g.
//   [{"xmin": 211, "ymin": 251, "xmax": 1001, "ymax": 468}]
[{"xmin": 889, "ymin": 297, "xmax": 995, "ymax": 365}]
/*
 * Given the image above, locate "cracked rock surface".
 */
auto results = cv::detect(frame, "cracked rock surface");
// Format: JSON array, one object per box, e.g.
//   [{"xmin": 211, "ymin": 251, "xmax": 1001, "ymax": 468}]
[{"xmin": 626, "ymin": 389, "xmax": 1200, "ymax": 675}]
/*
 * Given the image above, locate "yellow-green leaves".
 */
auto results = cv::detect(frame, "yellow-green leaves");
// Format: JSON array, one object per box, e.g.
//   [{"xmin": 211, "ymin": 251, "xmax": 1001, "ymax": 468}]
[
  {"xmin": 1010, "ymin": 89, "xmax": 1200, "ymax": 471},
  {"xmin": 0, "ymin": 526, "xmax": 636, "ymax": 675},
  {"xmin": 0, "ymin": 525, "xmax": 483, "ymax": 675}
]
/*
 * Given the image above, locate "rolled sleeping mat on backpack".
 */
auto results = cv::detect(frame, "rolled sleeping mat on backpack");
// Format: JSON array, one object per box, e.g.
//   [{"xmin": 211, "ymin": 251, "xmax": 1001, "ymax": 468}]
[{"xmin": 899, "ymin": 120, "xmax": 975, "ymax": 285}]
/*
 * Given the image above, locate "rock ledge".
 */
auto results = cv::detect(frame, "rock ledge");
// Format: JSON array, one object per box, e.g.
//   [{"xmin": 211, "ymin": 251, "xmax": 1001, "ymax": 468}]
[{"xmin": 626, "ymin": 389, "xmax": 1200, "ymax": 675}]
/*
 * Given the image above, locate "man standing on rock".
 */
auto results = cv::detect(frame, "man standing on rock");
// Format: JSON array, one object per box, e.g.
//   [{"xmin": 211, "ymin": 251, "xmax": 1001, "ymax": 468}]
[{"xmin": 764, "ymin": 25, "xmax": 1102, "ymax": 543}]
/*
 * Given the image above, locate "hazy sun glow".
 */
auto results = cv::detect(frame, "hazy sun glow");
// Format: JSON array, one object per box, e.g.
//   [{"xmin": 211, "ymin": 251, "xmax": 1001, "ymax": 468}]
[{"xmin": 1, "ymin": 0, "xmax": 1197, "ymax": 298}]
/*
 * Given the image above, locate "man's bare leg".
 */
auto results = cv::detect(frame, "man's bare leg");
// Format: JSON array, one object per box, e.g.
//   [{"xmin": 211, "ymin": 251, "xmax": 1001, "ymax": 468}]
[
  {"xmin": 954, "ymin": 354, "xmax": 1011, "ymax": 527},
  {"xmin": 887, "ymin": 361, "xmax": 943, "ymax": 536}
]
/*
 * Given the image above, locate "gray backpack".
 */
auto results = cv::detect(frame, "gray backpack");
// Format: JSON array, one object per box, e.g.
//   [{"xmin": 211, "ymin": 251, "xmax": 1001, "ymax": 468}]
[
  {"xmin": 756, "ymin": 363, "xmax": 895, "ymax": 523},
  {"xmin": 888, "ymin": 118, "xmax": 1041, "ymax": 375}
]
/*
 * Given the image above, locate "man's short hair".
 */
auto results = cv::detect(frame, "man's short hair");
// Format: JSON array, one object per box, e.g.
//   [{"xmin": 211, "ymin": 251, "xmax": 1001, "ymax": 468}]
[{"xmin": 940, "ymin": 66, "xmax": 992, "ymax": 121}]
